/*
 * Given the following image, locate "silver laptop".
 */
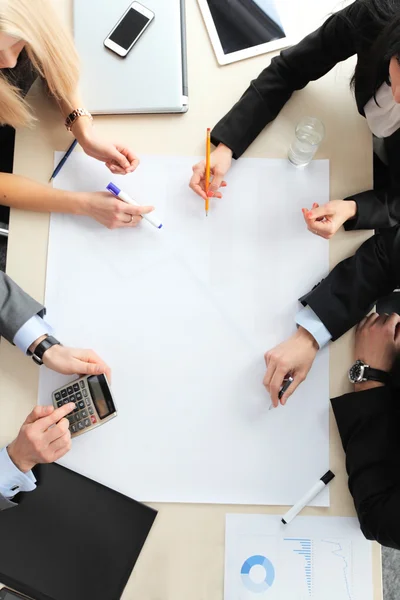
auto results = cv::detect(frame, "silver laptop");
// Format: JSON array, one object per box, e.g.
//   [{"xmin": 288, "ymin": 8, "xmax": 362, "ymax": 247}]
[{"xmin": 73, "ymin": 0, "xmax": 188, "ymax": 114}]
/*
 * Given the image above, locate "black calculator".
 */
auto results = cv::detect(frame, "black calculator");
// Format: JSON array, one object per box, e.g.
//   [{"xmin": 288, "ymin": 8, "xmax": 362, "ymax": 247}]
[{"xmin": 52, "ymin": 374, "xmax": 117, "ymax": 438}]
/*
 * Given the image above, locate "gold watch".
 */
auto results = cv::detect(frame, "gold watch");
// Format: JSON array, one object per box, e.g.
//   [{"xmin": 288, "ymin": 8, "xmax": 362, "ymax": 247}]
[{"xmin": 65, "ymin": 108, "xmax": 93, "ymax": 132}]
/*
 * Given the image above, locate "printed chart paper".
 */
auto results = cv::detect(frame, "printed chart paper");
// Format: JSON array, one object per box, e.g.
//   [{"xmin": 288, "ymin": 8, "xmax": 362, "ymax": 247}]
[
  {"xmin": 39, "ymin": 153, "xmax": 329, "ymax": 505},
  {"xmin": 225, "ymin": 514, "xmax": 373, "ymax": 600}
]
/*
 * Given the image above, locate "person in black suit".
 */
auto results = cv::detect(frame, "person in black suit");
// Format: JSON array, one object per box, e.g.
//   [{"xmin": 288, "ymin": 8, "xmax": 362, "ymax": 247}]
[
  {"xmin": 263, "ymin": 223, "xmax": 400, "ymax": 549},
  {"xmin": 332, "ymin": 309, "xmax": 400, "ymax": 550},
  {"xmin": 190, "ymin": 0, "xmax": 400, "ymax": 235},
  {"xmin": 264, "ymin": 225, "xmax": 400, "ymax": 406}
]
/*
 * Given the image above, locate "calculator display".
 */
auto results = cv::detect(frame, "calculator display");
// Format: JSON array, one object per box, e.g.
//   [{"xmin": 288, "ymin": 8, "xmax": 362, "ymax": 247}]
[{"xmin": 88, "ymin": 375, "xmax": 113, "ymax": 420}]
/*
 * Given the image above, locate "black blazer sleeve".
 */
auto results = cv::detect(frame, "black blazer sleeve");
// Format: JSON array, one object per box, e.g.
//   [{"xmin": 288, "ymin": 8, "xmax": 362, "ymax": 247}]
[
  {"xmin": 299, "ymin": 226, "xmax": 399, "ymax": 341},
  {"xmin": 331, "ymin": 386, "xmax": 400, "ymax": 549},
  {"xmin": 211, "ymin": 2, "xmax": 365, "ymax": 158},
  {"xmin": 343, "ymin": 130, "xmax": 400, "ymax": 230},
  {"xmin": 343, "ymin": 189, "xmax": 400, "ymax": 231}
]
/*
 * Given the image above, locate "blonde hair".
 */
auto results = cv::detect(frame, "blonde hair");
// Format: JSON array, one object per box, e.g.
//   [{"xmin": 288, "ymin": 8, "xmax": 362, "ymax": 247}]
[{"xmin": 0, "ymin": 0, "xmax": 79, "ymax": 128}]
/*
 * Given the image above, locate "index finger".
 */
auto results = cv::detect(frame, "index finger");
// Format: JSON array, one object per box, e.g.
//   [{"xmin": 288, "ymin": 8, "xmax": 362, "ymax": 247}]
[
  {"xmin": 269, "ymin": 367, "xmax": 287, "ymax": 408},
  {"xmin": 38, "ymin": 402, "xmax": 75, "ymax": 431}
]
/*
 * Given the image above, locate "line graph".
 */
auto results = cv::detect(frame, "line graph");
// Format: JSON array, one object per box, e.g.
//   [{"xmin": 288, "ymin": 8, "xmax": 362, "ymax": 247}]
[{"xmin": 322, "ymin": 539, "xmax": 353, "ymax": 600}]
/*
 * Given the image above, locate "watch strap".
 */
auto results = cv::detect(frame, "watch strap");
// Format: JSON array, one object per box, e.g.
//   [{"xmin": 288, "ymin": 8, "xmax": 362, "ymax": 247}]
[
  {"xmin": 364, "ymin": 366, "xmax": 391, "ymax": 385},
  {"xmin": 32, "ymin": 335, "xmax": 61, "ymax": 366},
  {"xmin": 65, "ymin": 108, "xmax": 93, "ymax": 131}
]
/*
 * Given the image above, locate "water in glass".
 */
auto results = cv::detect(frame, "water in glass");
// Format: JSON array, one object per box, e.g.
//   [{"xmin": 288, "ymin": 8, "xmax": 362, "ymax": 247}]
[{"xmin": 288, "ymin": 117, "xmax": 325, "ymax": 167}]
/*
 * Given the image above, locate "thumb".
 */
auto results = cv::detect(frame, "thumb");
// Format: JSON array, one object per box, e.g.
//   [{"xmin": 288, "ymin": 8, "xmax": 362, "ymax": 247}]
[
  {"xmin": 25, "ymin": 405, "xmax": 54, "ymax": 424},
  {"xmin": 71, "ymin": 358, "xmax": 103, "ymax": 377},
  {"xmin": 110, "ymin": 147, "xmax": 130, "ymax": 170},
  {"xmin": 307, "ymin": 203, "xmax": 333, "ymax": 220},
  {"xmin": 137, "ymin": 205, "xmax": 155, "ymax": 215},
  {"xmin": 124, "ymin": 204, "xmax": 155, "ymax": 215}
]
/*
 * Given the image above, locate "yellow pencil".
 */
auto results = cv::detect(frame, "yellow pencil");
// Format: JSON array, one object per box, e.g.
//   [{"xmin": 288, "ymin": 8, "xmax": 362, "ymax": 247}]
[{"xmin": 205, "ymin": 128, "xmax": 211, "ymax": 216}]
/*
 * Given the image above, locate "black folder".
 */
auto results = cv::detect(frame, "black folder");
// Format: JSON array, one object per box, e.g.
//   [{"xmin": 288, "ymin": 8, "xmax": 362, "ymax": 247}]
[{"xmin": 0, "ymin": 464, "xmax": 157, "ymax": 600}]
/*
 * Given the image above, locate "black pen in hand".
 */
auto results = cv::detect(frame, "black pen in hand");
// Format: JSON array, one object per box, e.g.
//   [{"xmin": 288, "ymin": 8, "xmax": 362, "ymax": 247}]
[
  {"xmin": 278, "ymin": 376, "xmax": 294, "ymax": 400},
  {"xmin": 269, "ymin": 376, "xmax": 294, "ymax": 410}
]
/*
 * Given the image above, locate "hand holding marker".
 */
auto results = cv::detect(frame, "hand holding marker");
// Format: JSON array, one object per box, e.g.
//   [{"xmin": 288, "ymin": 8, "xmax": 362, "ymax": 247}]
[{"xmin": 106, "ymin": 182, "xmax": 163, "ymax": 229}]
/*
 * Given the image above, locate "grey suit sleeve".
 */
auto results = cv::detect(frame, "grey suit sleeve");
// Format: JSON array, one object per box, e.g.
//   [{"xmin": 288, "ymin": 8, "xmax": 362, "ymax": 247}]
[
  {"xmin": 0, "ymin": 272, "xmax": 45, "ymax": 344},
  {"xmin": 0, "ymin": 492, "xmax": 17, "ymax": 511}
]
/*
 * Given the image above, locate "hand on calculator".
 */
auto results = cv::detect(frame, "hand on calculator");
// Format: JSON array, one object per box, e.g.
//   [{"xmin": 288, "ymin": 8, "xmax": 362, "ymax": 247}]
[
  {"xmin": 7, "ymin": 404, "xmax": 75, "ymax": 473},
  {"xmin": 30, "ymin": 337, "xmax": 111, "ymax": 381}
]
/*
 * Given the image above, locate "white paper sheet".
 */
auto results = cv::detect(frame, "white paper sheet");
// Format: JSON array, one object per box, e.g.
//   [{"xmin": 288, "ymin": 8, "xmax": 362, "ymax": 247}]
[
  {"xmin": 39, "ymin": 153, "xmax": 330, "ymax": 505},
  {"xmin": 224, "ymin": 514, "xmax": 373, "ymax": 600}
]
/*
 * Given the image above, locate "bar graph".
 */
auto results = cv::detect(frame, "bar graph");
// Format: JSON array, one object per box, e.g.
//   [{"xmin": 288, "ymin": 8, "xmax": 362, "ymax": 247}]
[
  {"xmin": 284, "ymin": 538, "xmax": 313, "ymax": 596},
  {"xmin": 224, "ymin": 515, "xmax": 373, "ymax": 600}
]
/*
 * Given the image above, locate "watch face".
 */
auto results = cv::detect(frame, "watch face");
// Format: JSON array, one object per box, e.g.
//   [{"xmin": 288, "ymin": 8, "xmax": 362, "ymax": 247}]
[{"xmin": 349, "ymin": 361, "xmax": 364, "ymax": 383}]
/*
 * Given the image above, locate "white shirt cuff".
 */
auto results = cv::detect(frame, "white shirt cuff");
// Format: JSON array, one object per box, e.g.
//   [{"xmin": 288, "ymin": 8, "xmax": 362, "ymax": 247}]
[
  {"xmin": 296, "ymin": 305, "xmax": 332, "ymax": 349},
  {"xmin": 0, "ymin": 447, "xmax": 36, "ymax": 499},
  {"xmin": 13, "ymin": 315, "xmax": 53, "ymax": 355}
]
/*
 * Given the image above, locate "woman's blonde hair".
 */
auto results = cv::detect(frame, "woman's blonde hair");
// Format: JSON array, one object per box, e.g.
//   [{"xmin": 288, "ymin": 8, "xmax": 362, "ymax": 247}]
[{"xmin": 0, "ymin": 0, "xmax": 79, "ymax": 128}]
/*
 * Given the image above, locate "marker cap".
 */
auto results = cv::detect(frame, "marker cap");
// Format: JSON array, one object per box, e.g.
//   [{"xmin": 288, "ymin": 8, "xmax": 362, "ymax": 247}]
[
  {"xmin": 321, "ymin": 470, "xmax": 335, "ymax": 485},
  {"xmin": 106, "ymin": 182, "xmax": 121, "ymax": 196}
]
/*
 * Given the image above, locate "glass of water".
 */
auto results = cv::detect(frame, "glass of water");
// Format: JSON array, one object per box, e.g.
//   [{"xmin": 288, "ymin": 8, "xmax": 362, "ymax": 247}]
[{"xmin": 288, "ymin": 117, "xmax": 325, "ymax": 167}]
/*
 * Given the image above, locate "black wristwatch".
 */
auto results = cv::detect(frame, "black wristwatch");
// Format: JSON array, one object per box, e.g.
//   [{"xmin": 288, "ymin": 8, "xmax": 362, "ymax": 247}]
[
  {"xmin": 29, "ymin": 335, "xmax": 61, "ymax": 366},
  {"xmin": 348, "ymin": 359, "xmax": 391, "ymax": 385}
]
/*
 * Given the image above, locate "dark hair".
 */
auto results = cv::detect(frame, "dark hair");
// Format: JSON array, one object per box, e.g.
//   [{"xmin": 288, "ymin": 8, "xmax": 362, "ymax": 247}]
[{"xmin": 349, "ymin": 0, "xmax": 400, "ymax": 98}]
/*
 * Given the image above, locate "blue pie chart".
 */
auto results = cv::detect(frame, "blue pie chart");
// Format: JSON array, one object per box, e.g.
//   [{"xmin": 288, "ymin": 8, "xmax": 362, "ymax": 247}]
[{"xmin": 241, "ymin": 555, "xmax": 275, "ymax": 593}]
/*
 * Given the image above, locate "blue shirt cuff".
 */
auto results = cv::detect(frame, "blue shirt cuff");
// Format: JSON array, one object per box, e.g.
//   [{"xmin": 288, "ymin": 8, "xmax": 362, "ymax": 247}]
[
  {"xmin": 13, "ymin": 315, "xmax": 53, "ymax": 355},
  {"xmin": 296, "ymin": 306, "xmax": 332, "ymax": 349},
  {"xmin": 0, "ymin": 447, "xmax": 36, "ymax": 499}
]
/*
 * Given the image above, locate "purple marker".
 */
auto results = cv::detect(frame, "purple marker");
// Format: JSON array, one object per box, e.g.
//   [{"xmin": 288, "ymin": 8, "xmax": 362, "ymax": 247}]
[{"xmin": 107, "ymin": 182, "xmax": 162, "ymax": 229}]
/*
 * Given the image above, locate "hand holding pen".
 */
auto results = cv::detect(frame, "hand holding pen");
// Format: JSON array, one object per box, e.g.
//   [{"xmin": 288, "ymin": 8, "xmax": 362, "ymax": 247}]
[{"xmin": 264, "ymin": 327, "xmax": 319, "ymax": 407}]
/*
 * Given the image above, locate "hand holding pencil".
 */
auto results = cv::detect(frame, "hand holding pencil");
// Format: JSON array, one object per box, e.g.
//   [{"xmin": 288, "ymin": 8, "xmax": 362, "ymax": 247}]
[
  {"xmin": 189, "ymin": 139, "xmax": 232, "ymax": 203},
  {"xmin": 205, "ymin": 128, "xmax": 211, "ymax": 216}
]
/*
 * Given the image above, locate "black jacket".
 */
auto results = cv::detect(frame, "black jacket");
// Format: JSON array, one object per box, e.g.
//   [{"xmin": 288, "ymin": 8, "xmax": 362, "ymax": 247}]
[
  {"xmin": 332, "ymin": 385, "xmax": 400, "ymax": 549},
  {"xmin": 211, "ymin": 0, "xmax": 400, "ymax": 230},
  {"xmin": 300, "ymin": 225, "xmax": 400, "ymax": 340}
]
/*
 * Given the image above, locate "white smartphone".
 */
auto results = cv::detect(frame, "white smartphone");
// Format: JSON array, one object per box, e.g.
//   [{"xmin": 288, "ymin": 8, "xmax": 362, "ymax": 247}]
[{"xmin": 104, "ymin": 2, "xmax": 155, "ymax": 58}]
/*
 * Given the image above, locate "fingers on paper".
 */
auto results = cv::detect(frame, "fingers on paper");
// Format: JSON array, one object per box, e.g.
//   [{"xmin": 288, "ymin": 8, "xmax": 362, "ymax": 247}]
[{"xmin": 190, "ymin": 161, "xmax": 208, "ymax": 200}]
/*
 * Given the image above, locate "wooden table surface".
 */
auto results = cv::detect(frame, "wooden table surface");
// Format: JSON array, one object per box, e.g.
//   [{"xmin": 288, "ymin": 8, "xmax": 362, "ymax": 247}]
[{"xmin": 0, "ymin": 0, "xmax": 381, "ymax": 598}]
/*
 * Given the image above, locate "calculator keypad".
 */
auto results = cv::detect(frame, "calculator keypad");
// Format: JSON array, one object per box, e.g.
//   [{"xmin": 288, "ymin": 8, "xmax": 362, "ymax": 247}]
[{"xmin": 52, "ymin": 378, "xmax": 101, "ymax": 436}]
